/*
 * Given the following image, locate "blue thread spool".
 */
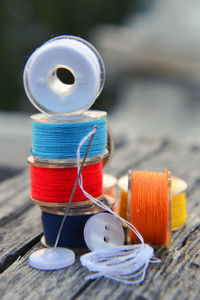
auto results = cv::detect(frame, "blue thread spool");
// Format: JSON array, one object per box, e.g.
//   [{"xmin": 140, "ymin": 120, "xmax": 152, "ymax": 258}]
[{"xmin": 31, "ymin": 111, "xmax": 107, "ymax": 160}]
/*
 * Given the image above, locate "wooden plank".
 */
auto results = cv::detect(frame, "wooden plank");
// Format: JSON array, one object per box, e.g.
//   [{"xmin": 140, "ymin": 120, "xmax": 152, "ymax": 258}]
[
  {"xmin": 0, "ymin": 137, "xmax": 164, "ymax": 275},
  {"xmin": 0, "ymin": 205, "xmax": 42, "ymax": 273},
  {"xmin": 0, "ymin": 169, "xmax": 30, "ymax": 226},
  {"xmin": 105, "ymin": 136, "xmax": 168, "ymax": 177},
  {"xmin": 74, "ymin": 138, "xmax": 200, "ymax": 300},
  {"xmin": 0, "ymin": 137, "xmax": 199, "ymax": 300}
]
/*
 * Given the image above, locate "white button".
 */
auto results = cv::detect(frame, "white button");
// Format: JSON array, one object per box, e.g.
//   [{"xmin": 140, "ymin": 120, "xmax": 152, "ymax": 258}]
[
  {"xmin": 29, "ymin": 247, "xmax": 75, "ymax": 270},
  {"xmin": 84, "ymin": 213, "xmax": 125, "ymax": 251}
]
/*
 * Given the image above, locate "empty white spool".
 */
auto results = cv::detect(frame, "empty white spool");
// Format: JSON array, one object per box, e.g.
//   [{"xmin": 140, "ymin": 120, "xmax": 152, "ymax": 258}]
[{"xmin": 23, "ymin": 36, "xmax": 105, "ymax": 115}]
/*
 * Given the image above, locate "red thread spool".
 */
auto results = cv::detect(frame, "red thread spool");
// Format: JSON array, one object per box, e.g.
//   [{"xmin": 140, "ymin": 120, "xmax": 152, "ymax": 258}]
[
  {"xmin": 128, "ymin": 169, "xmax": 171, "ymax": 247},
  {"xmin": 30, "ymin": 161, "xmax": 103, "ymax": 203}
]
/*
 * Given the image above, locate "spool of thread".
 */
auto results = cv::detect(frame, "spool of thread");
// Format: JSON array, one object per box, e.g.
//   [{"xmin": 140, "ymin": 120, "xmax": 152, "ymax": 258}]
[
  {"xmin": 41, "ymin": 211, "xmax": 96, "ymax": 248},
  {"xmin": 29, "ymin": 159, "xmax": 103, "ymax": 203},
  {"xmin": 103, "ymin": 173, "xmax": 117, "ymax": 202},
  {"xmin": 31, "ymin": 111, "xmax": 107, "ymax": 159},
  {"xmin": 23, "ymin": 36, "xmax": 105, "ymax": 115},
  {"xmin": 118, "ymin": 175, "xmax": 129, "ymax": 220},
  {"xmin": 171, "ymin": 177, "xmax": 187, "ymax": 230},
  {"xmin": 118, "ymin": 174, "xmax": 187, "ymax": 231},
  {"xmin": 41, "ymin": 194, "xmax": 115, "ymax": 248},
  {"xmin": 127, "ymin": 170, "xmax": 171, "ymax": 247}
]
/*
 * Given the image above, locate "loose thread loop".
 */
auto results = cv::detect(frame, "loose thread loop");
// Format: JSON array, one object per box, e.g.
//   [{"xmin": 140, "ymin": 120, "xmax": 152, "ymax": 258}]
[
  {"xmin": 81, "ymin": 244, "xmax": 161, "ymax": 285},
  {"xmin": 77, "ymin": 129, "xmax": 161, "ymax": 285}
]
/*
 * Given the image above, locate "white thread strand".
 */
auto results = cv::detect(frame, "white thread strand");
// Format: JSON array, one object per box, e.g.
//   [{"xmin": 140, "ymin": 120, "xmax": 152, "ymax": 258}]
[{"xmin": 77, "ymin": 129, "xmax": 161, "ymax": 285}]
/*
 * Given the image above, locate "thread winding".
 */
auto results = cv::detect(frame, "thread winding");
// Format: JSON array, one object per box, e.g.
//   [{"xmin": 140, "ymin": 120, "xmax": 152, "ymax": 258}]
[
  {"xmin": 171, "ymin": 193, "xmax": 187, "ymax": 230},
  {"xmin": 118, "ymin": 175, "xmax": 186, "ymax": 231},
  {"xmin": 30, "ymin": 161, "xmax": 103, "ymax": 203},
  {"xmin": 32, "ymin": 117, "xmax": 107, "ymax": 159},
  {"xmin": 129, "ymin": 170, "xmax": 170, "ymax": 246},
  {"xmin": 42, "ymin": 211, "xmax": 95, "ymax": 248}
]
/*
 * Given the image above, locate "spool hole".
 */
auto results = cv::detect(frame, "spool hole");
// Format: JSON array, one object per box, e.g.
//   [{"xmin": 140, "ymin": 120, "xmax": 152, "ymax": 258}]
[
  {"xmin": 56, "ymin": 67, "xmax": 75, "ymax": 84},
  {"xmin": 48, "ymin": 65, "xmax": 76, "ymax": 97}
]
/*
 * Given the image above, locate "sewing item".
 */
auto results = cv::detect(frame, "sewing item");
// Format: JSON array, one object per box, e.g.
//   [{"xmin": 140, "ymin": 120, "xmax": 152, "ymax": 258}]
[
  {"xmin": 71, "ymin": 135, "xmax": 160, "ymax": 284},
  {"xmin": 28, "ymin": 126, "xmax": 96, "ymax": 270},
  {"xmin": 29, "ymin": 248, "xmax": 75, "ymax": 271},
  {"xmin": 31, "ymin": 111, "xmax": 107, "ymax": 159},
  {"xmin": 81, "ymin": 244, "xmax": 160, "ymax": 285},
  {"xmin": 171, "ymin": 177, "xmax": 187, "ymax": 230},
  {"xmin": 41, "ymin": 211, "xmax": 93, "ymax": 247},
  {"xmin": 84, "ymin": 213, "xmax": 125, "ymax": 251},
  {"xmin": 118, "ymin": 174, "xmax": 187, "ymax": 231},
  {"xmin": 29, "ymin": 159, "xmax": 103, "ymax": 203},
  {"xmin": 103, "ymin": 127, "xmax": 114, "ymax": 167},
  {"xmin": 24, "ymin": 35, "xmax": 162, "ymax": 285},
  {"xmin": 118, "ymin": 175, "xmax": 129, "ymax": 220},
  {"xmin": 32, "ymin": 196, "xmax": 105, "ymax": 215},
  {"xmin": 23, "ymin": 36, "xmax": 105, "ymax": 115},
  {"xmin": 41, "ymin": 196, "xmax": 115, "ymax": 247},
  {"xmin": 128, "ymin": 170, "xmax": 171, "ymax": 247},
  {"xmin": 103, "ymin": 174, "xmax": 117, "ymax": 202}
]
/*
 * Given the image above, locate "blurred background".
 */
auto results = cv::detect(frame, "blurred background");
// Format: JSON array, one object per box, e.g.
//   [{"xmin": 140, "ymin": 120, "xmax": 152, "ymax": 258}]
[{"xmin": 1, "ymin": 0, "xmax": 200, "ymax": 181}]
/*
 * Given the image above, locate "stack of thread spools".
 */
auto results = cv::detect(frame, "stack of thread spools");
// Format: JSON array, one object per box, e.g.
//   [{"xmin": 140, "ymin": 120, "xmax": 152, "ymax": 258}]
[{"xmin": 23, "ymin": 36, "xmax": 115, "ymax": 248}]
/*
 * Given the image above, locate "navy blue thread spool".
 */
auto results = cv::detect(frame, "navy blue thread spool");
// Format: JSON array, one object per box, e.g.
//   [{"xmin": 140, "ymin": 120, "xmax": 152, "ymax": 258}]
[
  {"xmin": 42, "ymin": 211, "xmax": 96, "ymax": 248},
  {"xmin": 40, "ymin": 195, "xmax": 115, "ymax": 248}
]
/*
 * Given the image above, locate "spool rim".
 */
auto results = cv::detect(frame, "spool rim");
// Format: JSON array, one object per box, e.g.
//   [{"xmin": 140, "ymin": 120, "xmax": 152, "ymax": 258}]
[
  {"xmin": 117, "ymin": 175, "xmax": 129, "ymax": 192},
  {"xmin": 32, "ymin": 195, "xmax": 114, "ymax": 216},
  {"xmin": 171, "ymin": 176, "xmax": 188, "ymax": 195},
  {"xmin": 30, "ymin": 194, "xmax": 104, "ymax": 207},
  {"xmin": 31, "ymin": 110, "xmax": 107, "ymax": 123},
  {"xmin": 103, "ymin": 173, "xmax": 117, "ymax": 190},
  {"xmin": 28, "ymin": 152, "xmax": 108, "ymax": 168}
]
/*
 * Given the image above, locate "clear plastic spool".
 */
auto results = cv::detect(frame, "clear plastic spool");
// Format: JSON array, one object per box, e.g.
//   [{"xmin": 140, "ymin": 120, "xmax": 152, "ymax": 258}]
[
  {"xmin": 31, "ymin": 194, "xmax": 115, "ymax": 216},
  {"xmin": 23, "ymin": 35, "xmax": 105, "ymax": 115}
]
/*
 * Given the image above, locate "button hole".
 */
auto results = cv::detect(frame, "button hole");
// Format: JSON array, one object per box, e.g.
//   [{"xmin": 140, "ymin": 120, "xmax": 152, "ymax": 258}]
[
  {"xmin": 104, "ymin": 236, "xmax": 110, "ymax": 243},
  {"xmin": 105, "ymin": 224, "xmax": 110, "ymax": 231}
]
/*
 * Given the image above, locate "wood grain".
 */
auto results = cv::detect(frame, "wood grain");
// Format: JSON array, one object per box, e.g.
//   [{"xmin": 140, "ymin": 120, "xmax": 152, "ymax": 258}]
[{"xmin": 0, "ymin": 137, "xmax": 200, "ymax": 300}]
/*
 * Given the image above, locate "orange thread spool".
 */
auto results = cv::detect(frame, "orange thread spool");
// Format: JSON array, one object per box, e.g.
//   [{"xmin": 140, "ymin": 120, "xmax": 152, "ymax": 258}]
[{"xmin": 128, "ymin": 169, "xmax": 171, "ymax": 247}]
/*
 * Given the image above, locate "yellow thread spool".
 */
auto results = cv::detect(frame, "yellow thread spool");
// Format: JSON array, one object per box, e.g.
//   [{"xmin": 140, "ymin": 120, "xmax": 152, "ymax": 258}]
[
  {"xmin": 171, "ymin": 177, "xmax": 187, "ymax": 230},
  {"xmin": 118, "ymin": 175, "xmax": 187, "ymax": 231}
]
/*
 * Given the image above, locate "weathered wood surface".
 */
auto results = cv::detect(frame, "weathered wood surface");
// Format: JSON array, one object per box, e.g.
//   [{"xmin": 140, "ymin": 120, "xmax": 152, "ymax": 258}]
[{"xmin": 0, "ymin": 134, "xmax": 200, "ymax": 300}]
